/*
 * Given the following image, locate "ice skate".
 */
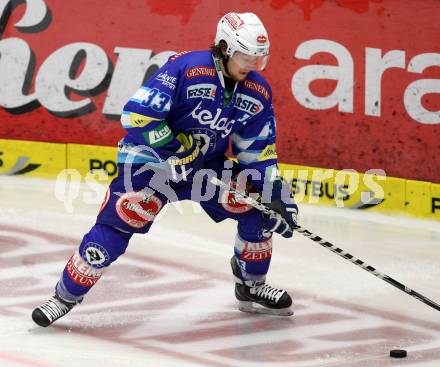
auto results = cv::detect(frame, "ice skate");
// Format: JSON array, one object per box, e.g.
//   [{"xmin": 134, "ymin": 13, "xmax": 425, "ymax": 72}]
[
  {"xmin": 32, "ymin": 294, "xmax": 77, "ymax": 327},
  {"xmin": 230, "ymin": 256, "xmax": 293, "ymax": 316}
]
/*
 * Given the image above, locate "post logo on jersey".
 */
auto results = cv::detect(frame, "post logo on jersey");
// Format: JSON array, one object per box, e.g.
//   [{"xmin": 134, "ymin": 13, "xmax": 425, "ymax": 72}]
[
  {"xmin": 234, "ymin": 93, "xmax": 264, "ymax": 115},
  {"xmin": 187, "ymin": 84, "xmax": 217, "ymax": 100},
  {"xmin": 168, "ymin": 51, "xmax": 190, "ymax": 62}
]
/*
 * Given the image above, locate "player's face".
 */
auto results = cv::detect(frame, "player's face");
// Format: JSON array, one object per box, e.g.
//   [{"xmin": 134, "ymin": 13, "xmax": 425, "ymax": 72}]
[
  {"xmin": 226, "ymin": 55, "xmax": 252, "ymax": 82},
  {"xmin": 224, "ymin": 51, "xmax": 269, "ymax": 82},
  {"xmin": 232, "ymin": 51, "xmax": 269, "ymax": 72}
]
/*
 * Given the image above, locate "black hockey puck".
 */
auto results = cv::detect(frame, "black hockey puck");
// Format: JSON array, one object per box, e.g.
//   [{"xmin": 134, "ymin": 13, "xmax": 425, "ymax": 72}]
[{"xmin": 390, "ymin": 349, "xmax": 407, "ymax": 358}]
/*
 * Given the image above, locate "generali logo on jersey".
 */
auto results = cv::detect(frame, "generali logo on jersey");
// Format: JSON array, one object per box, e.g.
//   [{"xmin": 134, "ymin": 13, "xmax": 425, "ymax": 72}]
[
  {"xmin": 185, "ymin": 67, "xmax": 217, "ymax": 79},
  {"xmin": 243, "ymin": 80, "xmax": 270, "ymax": 100}
]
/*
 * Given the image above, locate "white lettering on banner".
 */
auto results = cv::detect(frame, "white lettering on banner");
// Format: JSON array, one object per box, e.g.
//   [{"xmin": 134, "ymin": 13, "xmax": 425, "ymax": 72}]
[
  {"xmin": 36, "ymin": 42, "xmax": 110, "ymax": 115},
  {"xmin": 0, "ymin": 3, "xmax": 174, "ymax": 117},
  {"xmin": 291, "ymin": 39, "xmax": 440, "ymax": 124},
  {"xmin": 0, "ymin": 0, "xmax": 48, "ymax": 30},
  {"xmin": 103, "ymin": 48, "xmax": 175, "ymax": 117},
  {"xmin": 0, "ymin": 38, "xmax": 37, "ymax": 109},
  {"xmin": 0, "ymin": 3, "xmax": 438, "ymax": 125},
  {"xmin": 190, "ymin": 101, "xmax": 235, "ymax": 137},
  {"xmin": 292, "ymin": 39, "xmax": 354, "ymax": 113},
  {"xmin": 404, "ymin": 53, "xmax": 440, "ymax": 125},
  {"xmin": 365, "ymin": 48, "xmax": 405, "ymax": 117}
]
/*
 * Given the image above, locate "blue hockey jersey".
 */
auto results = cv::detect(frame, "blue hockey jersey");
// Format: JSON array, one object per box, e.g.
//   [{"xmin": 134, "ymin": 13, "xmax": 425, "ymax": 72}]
[{"xmin": 118, "ymin": 50, "xmax": 279, "ymax": 184}]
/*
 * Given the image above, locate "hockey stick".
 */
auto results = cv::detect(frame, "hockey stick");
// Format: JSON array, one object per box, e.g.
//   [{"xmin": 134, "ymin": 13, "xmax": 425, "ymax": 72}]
[{"xmin": 210, "ymin": 176, "xmax": 440, "ymax": 312}]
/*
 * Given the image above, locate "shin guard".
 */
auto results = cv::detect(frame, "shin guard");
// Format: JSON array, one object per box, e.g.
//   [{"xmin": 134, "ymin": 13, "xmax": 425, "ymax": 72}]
[
  {"xmin": 233, "ymin": 233, "xmax": 273, "ymax": 282},
  {"xmin": 56, "ymin": 224, "xmax": 132, "ymax": 302}
]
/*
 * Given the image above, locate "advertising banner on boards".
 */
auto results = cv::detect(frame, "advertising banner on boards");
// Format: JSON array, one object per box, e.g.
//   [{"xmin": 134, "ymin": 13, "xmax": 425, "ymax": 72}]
[{"xmin": 0, "ymin": 0, "xmax": 438, "ymax": 182}]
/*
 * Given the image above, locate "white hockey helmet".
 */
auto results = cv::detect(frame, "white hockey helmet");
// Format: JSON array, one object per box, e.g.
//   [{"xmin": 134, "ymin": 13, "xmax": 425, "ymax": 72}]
[{"xmin": 215, "ymin": 12, "xmax": 270, "ymax": 71}]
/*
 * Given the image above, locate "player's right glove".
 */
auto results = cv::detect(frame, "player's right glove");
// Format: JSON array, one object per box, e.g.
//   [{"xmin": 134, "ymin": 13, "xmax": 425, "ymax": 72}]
[
  {"xmin": 154, "ymin": 133, "xmax": 204, "ymax": 184},
  {"xmin": 261, "ymin": 179, "xmax": 298, "ymax": 238}
]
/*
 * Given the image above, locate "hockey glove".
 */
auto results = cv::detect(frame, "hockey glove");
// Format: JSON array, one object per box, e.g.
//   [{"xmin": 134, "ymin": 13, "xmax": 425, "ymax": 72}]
[
  {"xmin": 153, "ymin": 133, "xmax": 204, "ymax": 184},
  {"xmin": 261, "ymin": 179, "xmax": 298, "ymax": 238}
]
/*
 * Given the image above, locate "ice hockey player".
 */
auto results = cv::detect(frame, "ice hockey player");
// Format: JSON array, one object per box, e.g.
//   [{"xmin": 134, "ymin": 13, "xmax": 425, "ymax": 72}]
[{"xmin": 32, "ymin": 12, "xmax": 299, "ymax": 327}]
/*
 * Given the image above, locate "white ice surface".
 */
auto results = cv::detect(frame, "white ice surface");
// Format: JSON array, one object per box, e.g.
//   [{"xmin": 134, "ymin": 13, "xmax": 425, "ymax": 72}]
[{"xmin": 0, "ymin": 176, "xmax": 439, "ymax": 367}]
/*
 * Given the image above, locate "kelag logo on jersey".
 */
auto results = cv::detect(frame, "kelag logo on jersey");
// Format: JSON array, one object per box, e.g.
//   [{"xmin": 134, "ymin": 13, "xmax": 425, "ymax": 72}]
[
  {"xmin": 190, "ymin": 101, "xmax": 236, "ymax": 138},
  {"xmin": 234, "ymin": 93, "xmax": 264, "ymax": 115},
  {"xmin": 187, "ymin": 84, "xmax": 217, "ymax": 100}
]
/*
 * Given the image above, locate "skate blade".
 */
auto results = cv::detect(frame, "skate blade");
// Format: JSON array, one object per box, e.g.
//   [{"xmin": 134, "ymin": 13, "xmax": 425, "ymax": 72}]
[{"xmin": 238, "ymin": 301, "xmax": 294, "ymax": 317}]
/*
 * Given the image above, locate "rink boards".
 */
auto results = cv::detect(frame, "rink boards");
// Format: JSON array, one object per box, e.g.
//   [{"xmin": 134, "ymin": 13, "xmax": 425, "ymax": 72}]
[{"xmin": 1, "ymin": 138, "xmax": 439, "ymax": 221}]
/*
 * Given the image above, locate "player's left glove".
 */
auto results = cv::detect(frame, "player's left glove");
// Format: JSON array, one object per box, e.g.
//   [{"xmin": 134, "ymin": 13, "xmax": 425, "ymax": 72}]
[{"xmin": 261, "ymin": 179, "xmax": 298, "ymax": 238}]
